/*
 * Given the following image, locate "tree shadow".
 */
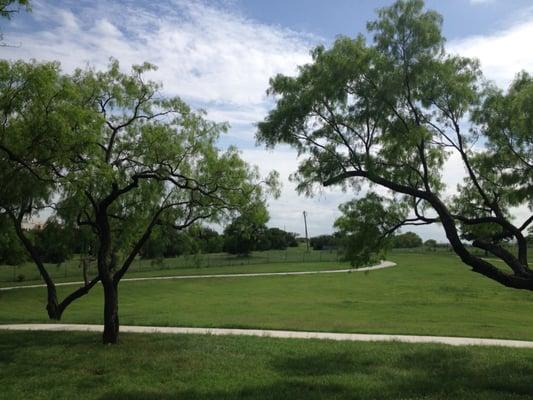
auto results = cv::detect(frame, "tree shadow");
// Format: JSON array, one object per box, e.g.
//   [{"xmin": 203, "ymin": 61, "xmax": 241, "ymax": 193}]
[
  {"xmin": 273, "ymin": 346, "xmax": 533, "ymax": 399},
  {"xmin": 272, "ymin": 350, "xmax": 379, "ymax": 377},
  {"xmin": 99, "ymin": 346, "xmax": 533, "ymax": 400},
  {"xmin": 99, "ymin": 382, "xmax": 351, "ymax": 400},
  {"xmin": 4, "ymin": 331, "xmax": 533, "ymax": 399}
]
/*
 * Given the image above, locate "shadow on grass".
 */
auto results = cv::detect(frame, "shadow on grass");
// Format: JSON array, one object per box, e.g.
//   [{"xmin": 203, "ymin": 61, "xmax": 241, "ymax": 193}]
[
  {"xmin": 99, "ymin": 347, "xmax": 533, "ymax": 400},
  {"xmin": 99, "ymin": 382, "xmax": 349, "ymax": 400},
  {"xmin": 3, "ymin": 332, "xmax": 533, "ymax": 399}
]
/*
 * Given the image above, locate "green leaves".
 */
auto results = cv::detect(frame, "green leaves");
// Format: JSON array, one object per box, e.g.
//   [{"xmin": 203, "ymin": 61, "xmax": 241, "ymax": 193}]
[
  {"xmin": 0, "ymin": 57, "xmax": 278, "ymax": 287},
  {"xmin": 472, "ymin": 72, "xmax": 533, "ymax": 208},
  {"xmin": 257, "ymin": 0, "xmax": 469, "ymax": 197},
  {"xmin": 368, "ymin": 0, "xmax": 444, "ymax": 62},
  {"xmin": 257, "ymin": 0, "xmax": 533, "ymax": 281},
  {"xmin": 0, "ymin": 60, "xmax": 96, "ymax": 212}
]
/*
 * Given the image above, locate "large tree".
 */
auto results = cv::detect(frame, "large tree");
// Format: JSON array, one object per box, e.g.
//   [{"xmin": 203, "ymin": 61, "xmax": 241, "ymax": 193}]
[
  {"xmin": 0, "ymin": 59, "xmax": 276, "ymax": 343},
  {"xmin": 258, "ymin": 0, "xmax": 533, "ymax": 289}
]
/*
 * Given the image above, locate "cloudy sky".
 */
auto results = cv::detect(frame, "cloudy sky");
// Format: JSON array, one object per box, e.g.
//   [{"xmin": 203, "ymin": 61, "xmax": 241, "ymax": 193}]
[{"xmin": 3, "ymin": 0, "xmax": 533, "ymax": 240}]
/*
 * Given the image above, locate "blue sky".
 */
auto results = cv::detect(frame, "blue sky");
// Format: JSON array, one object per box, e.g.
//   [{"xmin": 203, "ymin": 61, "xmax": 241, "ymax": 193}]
[
  {"xmin": 237, "ymin": 0, "xmax": 533, "ymax": 40},
  {"xmin": 3, "ymin": 0, "xmax": 533, "ymax": 240}
]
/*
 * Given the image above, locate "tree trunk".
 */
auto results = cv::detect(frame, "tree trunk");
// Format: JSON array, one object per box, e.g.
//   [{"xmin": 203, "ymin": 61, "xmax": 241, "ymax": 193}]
[{"xmin": 102, "ymin": 280, "xmax": 119, "ymax": 344}]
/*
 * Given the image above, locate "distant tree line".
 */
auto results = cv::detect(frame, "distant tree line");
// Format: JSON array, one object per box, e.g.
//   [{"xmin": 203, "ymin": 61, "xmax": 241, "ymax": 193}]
[
  {"xmin": 0, "ymin": 219, "xmax": 299, "ymax": 265},
  {"xmin": 308, "ymin": 231, "xmax": 427, "ymax": 252},
  {"xmin": 2, "ymin": 216, "xmax": 529, "ymax": 268},
  {"xmin": 139, "ymin": 225, "xmax": 224, "ymax": 260},
  {"xmin": 390, "ymin": 232, "xmax": 423, "ymax": 249}
]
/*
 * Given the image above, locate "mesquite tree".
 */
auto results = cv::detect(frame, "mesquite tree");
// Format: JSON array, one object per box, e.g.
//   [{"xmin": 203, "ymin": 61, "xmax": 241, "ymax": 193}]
[
  {"xmin": 258, "ymin": 0, "xmax": 532, "ymax": 289},
  {"xmin": 0, "ymin": 59, "xmax": 277, "ymax": 344}
]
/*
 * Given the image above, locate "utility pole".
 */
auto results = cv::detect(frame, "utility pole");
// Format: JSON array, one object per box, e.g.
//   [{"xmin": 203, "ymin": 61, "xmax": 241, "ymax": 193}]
[{"xmin": 303, "ymin": 211, "xmax": 309, "ymax": 251}]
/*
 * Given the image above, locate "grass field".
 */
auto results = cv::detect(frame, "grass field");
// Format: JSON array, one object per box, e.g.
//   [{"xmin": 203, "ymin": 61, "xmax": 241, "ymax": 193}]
[
  {"xmin": 0, "ymin": 261, "xmax": 352, "ymax": 288},
  {"xmin": 2, "ymin": 252, "xmax": 533, "ymax": 340},
  {"xmin": 3, "ymin": 250, "xmax": 533, "ymax": 399},
  {"xmin": 1, "ymin": 244, "xmax": 524, "ymax": 286},
  {"xmin": 1, "ymin": 330, "xmax": 533, "ymax": 400}
]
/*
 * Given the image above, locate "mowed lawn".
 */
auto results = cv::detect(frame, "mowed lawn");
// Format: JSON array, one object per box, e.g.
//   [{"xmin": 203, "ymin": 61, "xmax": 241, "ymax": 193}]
[
  {"xmin": 2, "ymin": 252, "xmax": 533, "ymax": 340},
  {"xmin": 1, "ymin": 330, "xmax": 533, "ymax": 400}
]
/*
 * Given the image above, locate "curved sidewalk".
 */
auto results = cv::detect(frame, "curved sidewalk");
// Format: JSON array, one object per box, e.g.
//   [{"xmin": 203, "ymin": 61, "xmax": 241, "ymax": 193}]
[
  {"xmin": 0, "ymin": 260, "xmax": 396, "ymax": 291},
  {"xmin": 2, "ymin": 323, "xmax": 533, "ymax": 348}
]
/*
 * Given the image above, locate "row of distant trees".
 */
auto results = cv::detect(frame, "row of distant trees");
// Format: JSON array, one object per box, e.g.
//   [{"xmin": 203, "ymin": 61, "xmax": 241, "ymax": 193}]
[
  {"xmin": 140, "ymin": 223, "xmax": 298, "ymax": 260},
  {"xmin": 4, "ymin": 214, "xmax": 530, "ymax": 267},
  {"xmin": 0, "ymin": 217, "xmax": 299, "ymax": 266},
  {"xmin": 312, "ymin": 230, "xmax": 533, "ymax": 263},
  {"xmin": 310, "ymin": 231, "xmax": 431, "ymax": 251}
]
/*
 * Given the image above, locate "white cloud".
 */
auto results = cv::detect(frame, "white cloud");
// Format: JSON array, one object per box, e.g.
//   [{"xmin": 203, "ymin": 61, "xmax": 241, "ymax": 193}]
[
  {"xmin": 240, "ymin": 147, "xmax": 354, "ymax": 237},
  {"xmin": 4, "ymin": 0, "xmax": 335, "ymax": 234},
  {"xmin": 5, "ymin": 0, "xmax": 313, "ymax": 109},
  {"xmin": 239, "ymin": 148, "xmax": 468, "ymax": 240},
  {"xmin": 449, "ymin": 13, "xmax": 533, "ymax": 87},
  {"xmin": 470, "ymin": 0, "xmax": 495, "ymax": 4}
]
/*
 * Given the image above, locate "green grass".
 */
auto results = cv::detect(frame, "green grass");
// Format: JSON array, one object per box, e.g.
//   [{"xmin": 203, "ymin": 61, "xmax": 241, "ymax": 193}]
[
  {"xmin": 3, "ymin": 251, "xmax": 533, "ymax": 399},
  {"xmin": 2, "ymin": 244, "xmax": 526, "ymax": 287},
  {"xmin": 0, "ymin": 245, "xmax": 342, "ymax": 285},
  {"xmin": 2, "ymin": 330, "xmax": 533, "ymax": 399},
  {"xmin": 3, "ymin": 252, "xmax": 533, "ymax": 341},
  {"xmin": 0, "ymin": 261, "xmax": 351, "ymax": 288}
]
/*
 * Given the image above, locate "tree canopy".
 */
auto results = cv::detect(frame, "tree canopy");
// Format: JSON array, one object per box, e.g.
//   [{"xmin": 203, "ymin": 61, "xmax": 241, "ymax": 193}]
[{"xmin": 258, "ymin": 0, "xmax": 533, "ymax": 289}]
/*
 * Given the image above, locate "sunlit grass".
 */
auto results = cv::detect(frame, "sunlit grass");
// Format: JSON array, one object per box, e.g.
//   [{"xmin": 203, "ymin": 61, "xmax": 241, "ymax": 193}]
[{"xmin": 2, "ymin": 252, "xmax": 533, "ymax": 341}]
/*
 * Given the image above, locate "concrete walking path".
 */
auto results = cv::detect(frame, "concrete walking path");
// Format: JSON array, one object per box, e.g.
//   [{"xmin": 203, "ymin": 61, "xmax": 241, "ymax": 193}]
[
  {"xmin": 0, "ymin": 260, "xmax": 396, "ymax": 291},
  {"xmin": 2, "ymin": 323, "xmax": 533, "ymax": 348}
]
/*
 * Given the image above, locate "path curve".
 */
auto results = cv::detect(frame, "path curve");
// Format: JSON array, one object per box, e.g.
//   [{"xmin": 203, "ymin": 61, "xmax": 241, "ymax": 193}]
[
  {"xmin": 2, "ymin": 323, "xmax": 533, "ymax": 348},
  {"xmin": 0, "ymin": 260, "xmax": 396, "ymax": 291}
]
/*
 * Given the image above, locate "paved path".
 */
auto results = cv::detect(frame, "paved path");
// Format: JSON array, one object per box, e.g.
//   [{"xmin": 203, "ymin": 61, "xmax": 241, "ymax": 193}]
[
  {"xmin": 2, "ymin": 323, "xmax": 533, "ymax": 348},
  {"xmin": 0, "ymin": 260, "xmax": 396, "ymax": 291}
]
